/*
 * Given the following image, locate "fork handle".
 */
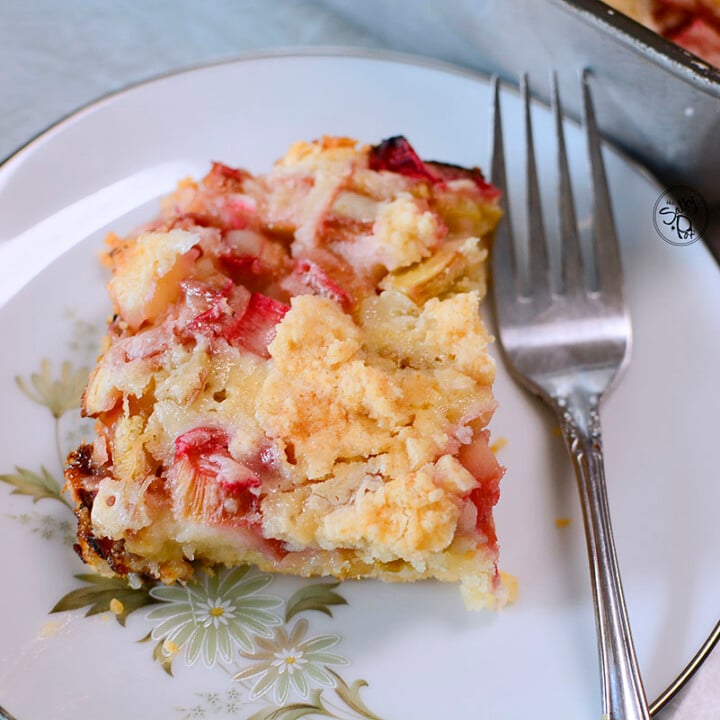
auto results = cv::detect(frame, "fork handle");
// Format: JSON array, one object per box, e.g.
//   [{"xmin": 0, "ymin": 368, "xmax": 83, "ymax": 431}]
[{"xmin": 555, "ymin": 391, "xmax": 651, "ymax": 720}]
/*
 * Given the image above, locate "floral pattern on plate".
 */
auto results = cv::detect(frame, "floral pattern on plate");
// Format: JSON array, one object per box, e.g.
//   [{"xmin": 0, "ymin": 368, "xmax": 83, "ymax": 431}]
[
  {"xmin": 148, "ymin": 567, "xmax": 283, "ymax": 667},
  {"xmin": 0, "ymin": 315, "xmax": 384, "ymax": 720},
  {"xmin": 235, "ymin": 618, "xmax": 347, "ymax": 704}
]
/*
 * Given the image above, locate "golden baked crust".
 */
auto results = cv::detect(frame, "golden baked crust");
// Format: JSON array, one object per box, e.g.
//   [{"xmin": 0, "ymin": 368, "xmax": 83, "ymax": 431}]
[{"xmin": 66, "ymin": 136, "xmax": 510, "ymax": 609}]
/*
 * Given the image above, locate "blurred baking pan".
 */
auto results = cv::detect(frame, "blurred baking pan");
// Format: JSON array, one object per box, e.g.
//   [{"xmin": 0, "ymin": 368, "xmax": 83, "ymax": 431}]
[{"xmin": 320, "ymin": 0, "xmax": 720, "ymax": 260}]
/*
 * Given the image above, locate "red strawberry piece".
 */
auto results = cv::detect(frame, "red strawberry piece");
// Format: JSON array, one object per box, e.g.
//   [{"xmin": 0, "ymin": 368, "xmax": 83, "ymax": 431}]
[
  {"xmin": 166, "ymin": 212, "xmax": 218, "ymax": 230},
  {"xmin": 220, "ymin": 253, "xmax": 267, "ymax": 285},
  {"xmin": 370, "ymin": 137, "xmax": 501, "ymax": 201},
  {"xmin": 223, "ymin": 292, "xmax": 290, "ymax": 357},
  {"xmin": 282, "ymin": 259, "xmax": 352, "ymax": 310},
  {"xmin": 204, "ymin": 162, "xmax": 249, "ymax": 192},
  {"xmin": 172, "ymin": 427, "xmax": 262, "ymax": 526},
  {"xmin": 181, "ymin": 280, "xmax": 249, "ymax": 341},
  {"xmin": 369, "ymin": 136, "xmax": 438, "ymax": 182},
  {"xmin": 425, "ymin": 161, "xmax": 501, "ymax": 201},
  {"xmin": 218, "ymin": 197, "xmax": 256, "ymax": 230},
  {"xmin": 175, "ymin": 426, "xmax": 230, "ymax": 459},
  {"xmin": 458, "ymin": 430, "xmax": 504, "ymax": 546}
]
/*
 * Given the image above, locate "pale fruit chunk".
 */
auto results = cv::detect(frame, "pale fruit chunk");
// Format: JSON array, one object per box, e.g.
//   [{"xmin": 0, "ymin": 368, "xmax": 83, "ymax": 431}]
[
  {"xmin": 380, "ymin": 237, "xmax": 487, "ymax": 304},
  {"xmin": 108, "ymin": 230, "xmax": 200, "ymax": 329}
]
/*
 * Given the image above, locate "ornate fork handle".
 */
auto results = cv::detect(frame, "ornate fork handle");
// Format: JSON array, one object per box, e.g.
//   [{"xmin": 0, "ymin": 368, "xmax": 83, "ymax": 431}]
[{"xmin": 555, "ymin": 390, "xmax": 650, "ymax": 720}]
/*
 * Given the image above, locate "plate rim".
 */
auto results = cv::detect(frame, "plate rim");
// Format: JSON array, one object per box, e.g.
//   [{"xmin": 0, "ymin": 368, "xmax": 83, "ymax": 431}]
[
  {"xmin": 0, "ymin": 45, "xmax": 505, "ymax": 169},
  {"xmin": 0, "ymin": 45, "xmax": 717, "ymax": 716}
]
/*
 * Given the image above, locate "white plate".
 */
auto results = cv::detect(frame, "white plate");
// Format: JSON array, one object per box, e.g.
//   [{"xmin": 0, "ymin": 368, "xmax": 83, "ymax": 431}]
[{"xmin": 0, "ymin": 51, "xmax": 718, "ymax": 720}]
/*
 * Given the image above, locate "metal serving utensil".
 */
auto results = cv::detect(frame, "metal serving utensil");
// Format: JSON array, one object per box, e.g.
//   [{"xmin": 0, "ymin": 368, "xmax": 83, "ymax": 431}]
[{"xmin": 490, "ymin": 72, "xmax": 651, "ymax": 720}]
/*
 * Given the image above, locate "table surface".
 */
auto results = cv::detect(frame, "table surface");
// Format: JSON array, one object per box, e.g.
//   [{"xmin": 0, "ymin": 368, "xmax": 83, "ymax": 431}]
[{"xmin": 0, "ymin": 2, "xmax": 717, "ymax": 718}]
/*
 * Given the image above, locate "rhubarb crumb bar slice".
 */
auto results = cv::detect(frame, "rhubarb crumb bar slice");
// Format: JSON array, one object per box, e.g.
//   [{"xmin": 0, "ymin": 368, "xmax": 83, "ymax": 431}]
[{"xmin": 66, "ymin": 136, "xmax": 513, "ymax": 610}]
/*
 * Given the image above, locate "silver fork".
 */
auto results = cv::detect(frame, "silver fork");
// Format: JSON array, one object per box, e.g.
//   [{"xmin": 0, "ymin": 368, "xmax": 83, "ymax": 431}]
[{"xmin": 490, "ymin": 73, "xmax": 651, "ymax": 720}]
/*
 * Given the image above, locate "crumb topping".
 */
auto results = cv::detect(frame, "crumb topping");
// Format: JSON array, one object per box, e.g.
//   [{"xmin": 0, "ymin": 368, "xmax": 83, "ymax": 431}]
[{"xmin": 68, "ymin": 136, "xmax": 509, "ymax": 609}]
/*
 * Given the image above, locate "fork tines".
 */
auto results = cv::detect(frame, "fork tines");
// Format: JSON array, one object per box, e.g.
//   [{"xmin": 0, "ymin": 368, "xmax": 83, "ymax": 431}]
[
  {"xmin": 489, "ymin": 73, "xmax": 646, "ymax": 720},
  {"xmin": 491, "ymin": 72, "xmax": 624, "ymax": 305}
]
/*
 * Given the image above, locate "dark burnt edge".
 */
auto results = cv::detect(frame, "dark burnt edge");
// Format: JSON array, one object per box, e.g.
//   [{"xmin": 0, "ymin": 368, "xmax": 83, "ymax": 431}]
[
  {"xmin": 64, "ymin": 442, "xmax": 270, "ymax": 585},
  {"xmin": 369, "ymin": 136, "xmax": 488, "ymax": 177},
  {"xmin": 66, "ymin": 444, "xmax": 120, "ymax": 573},
  {"xmin": 369, "ymin": 137, "xmax": 500, "ymax": 201},
  {"xmin": 424, "ymin": 160, "xmax": 490, "ymax": 182},
  {"xmin": 66, "ymin": 445, "xmax": 155, "ymax": 582}
]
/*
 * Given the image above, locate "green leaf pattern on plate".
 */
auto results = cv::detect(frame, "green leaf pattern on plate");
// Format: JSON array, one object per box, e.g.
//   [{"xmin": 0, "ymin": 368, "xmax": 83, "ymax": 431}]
[
  {"xmin": 0, "ymin": 466, "xmax": 70, "ymax": 508},
  {"xmin": 16, "ymin": 358, "xmax": 88, "ymax": 419},
  {"xmin": 51, "ymin": 573, "xmax": 160, "ymax": 627},
  {"xmin": 2, "ymin": 312, "xmax": 385, "ymax": 720},
  {"xmin": 285, "ymin": 583, "xmax": 349, "ymax": 623}
]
